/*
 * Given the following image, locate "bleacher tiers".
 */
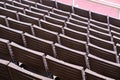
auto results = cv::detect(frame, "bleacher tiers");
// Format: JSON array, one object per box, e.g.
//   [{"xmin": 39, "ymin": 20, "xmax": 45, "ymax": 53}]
[{"xmin": 0, "ymin": 0, "xmax": 120, "ymax": 80}]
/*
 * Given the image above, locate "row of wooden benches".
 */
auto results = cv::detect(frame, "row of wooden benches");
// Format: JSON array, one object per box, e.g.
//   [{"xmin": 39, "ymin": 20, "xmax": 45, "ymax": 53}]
[
  {"xmin": 0, "ymin": 0, "xmax": 120, "ymax": 79},
  {"xmin": 0, "ymin": 23, "xmax": 120, "ymax": 79},
  {"xmin": 0, "ymin": 23, "xmax": 120, "ymax": 62},
  {"xmin": 2, "ymin": 0, "xmax": 120, "ymax": 26},
  {"xmin": 1, "ymin": 1, "xmax": 120, "ymax": 40},
  {"xmin": 0, "ymin": 40, "xmax": 118, "ymax": 80}
]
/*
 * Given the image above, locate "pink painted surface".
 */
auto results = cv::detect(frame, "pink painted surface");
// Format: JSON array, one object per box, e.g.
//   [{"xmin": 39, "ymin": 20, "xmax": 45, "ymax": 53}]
[
  {"xmin": 107, "ymin": 0, "xmax": 120, "ymax": 4},
  {"xmin": 56, "ymin": 0, "xmax": 119, "ymax": 18}
]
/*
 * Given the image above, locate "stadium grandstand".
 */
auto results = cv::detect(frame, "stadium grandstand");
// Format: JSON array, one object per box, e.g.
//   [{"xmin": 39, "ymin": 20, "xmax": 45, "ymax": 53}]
[{"xmin": 0, "ymin": 0, "xmax": 120, "ymax": 80}]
